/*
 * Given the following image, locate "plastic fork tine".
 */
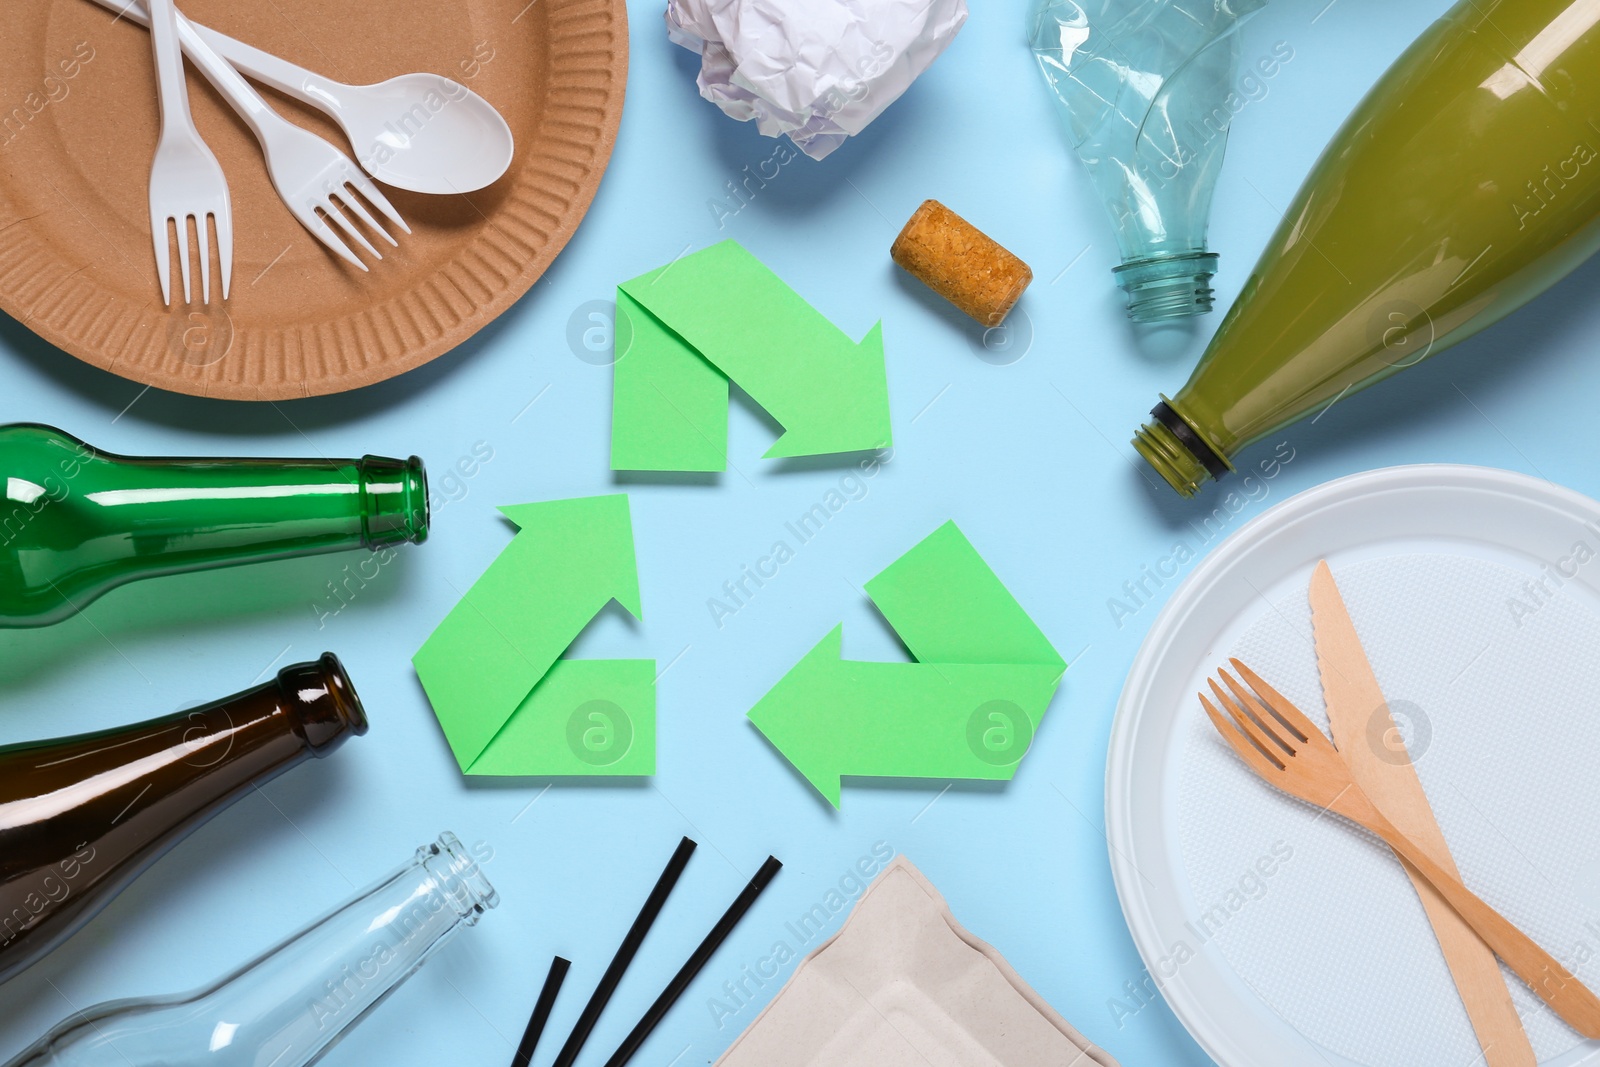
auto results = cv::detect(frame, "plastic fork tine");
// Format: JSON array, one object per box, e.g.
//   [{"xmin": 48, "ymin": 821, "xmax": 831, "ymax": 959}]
[
  {"xmin": 1201, "ymin": 692, "xmax": 1283, "ymax": 776},
  {"xmin": 216, "ymin": 213, "xmax": 233, "ymax": 299},
  {"xmin": 303, "ymin": 210, "xmax": 367, "ymax": 271},
  {"xmin": 345, "ymin": 170, "xmax": 410, "ymax": 235},
  {"xmin": 1231, "ymin": 658, "xmax": 1315, "ymax": 742},
  {"xmin": 1207, "ymin": 679, "xmax": 1289, "ymax": 765},
  {"xmin": 197, "ymin": 215, "xmax": 212, "ymax": 304},
  {"xmin": 175, "ymin": 217, "xmax": 192, "ymax": 303},
  {"xmin": 1217, "ymin": 670, "xmax": 1295, "ymax": 754},
  {"xmin": 144, "ymin": 0, "xmax": 231, "ymax": 305},
  {"xmin": 130, "ymin": 4, "xmax": 394, "ymax": 276},
  {"xmin": 322, "ymin": 197, "xmax": 383, "ymax": 260},
  {"xmin": 332, "ymin": 186, "xmax": 397, "ymax": 248},
  {"xmin": 154, "ymin": 218, "xmax": 172, "ymax": 306}
]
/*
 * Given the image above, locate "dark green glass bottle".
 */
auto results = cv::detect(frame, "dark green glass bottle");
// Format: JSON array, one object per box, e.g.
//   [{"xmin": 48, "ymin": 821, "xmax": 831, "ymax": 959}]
[{"xmin": 0, "ymin": 424, "xmax": 428, "ymax": 627}]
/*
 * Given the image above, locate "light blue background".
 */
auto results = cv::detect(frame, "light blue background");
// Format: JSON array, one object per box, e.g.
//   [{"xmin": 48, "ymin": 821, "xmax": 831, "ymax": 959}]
[{"xmin": 4, "ymin": 0, "xmax": 1599, "ymax": 1064}]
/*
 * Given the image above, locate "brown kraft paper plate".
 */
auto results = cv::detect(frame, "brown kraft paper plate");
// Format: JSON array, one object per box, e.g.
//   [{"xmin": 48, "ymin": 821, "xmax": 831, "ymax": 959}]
[{"xmin": 0, "ymin": 0, "xmax": 627, "ymax": 399}]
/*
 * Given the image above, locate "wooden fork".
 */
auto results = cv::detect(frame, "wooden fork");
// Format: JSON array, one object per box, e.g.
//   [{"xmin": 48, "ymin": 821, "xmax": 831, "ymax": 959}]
[{"xmin": 1202, "ymin": 658, "xmax": 1600, "ymax": 1038}]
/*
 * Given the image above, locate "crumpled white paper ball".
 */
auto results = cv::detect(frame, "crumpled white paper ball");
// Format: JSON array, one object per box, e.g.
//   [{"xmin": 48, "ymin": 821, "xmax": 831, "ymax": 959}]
[{"xmin": 667, "ymin": 0, "xmax": 969, "ymax": 160}]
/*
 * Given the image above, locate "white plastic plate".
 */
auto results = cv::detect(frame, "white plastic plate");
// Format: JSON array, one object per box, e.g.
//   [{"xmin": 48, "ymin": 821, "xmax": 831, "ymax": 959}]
[{"xmin": 1107, "ymin": 465, "xmax": 1600, "ymax": 1066}]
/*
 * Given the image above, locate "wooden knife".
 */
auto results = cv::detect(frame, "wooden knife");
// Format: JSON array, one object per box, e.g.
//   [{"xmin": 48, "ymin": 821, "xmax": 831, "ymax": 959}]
[{"xmin": 1309, "ymin": 560, "xmax": 1533, "ymax": 1066}]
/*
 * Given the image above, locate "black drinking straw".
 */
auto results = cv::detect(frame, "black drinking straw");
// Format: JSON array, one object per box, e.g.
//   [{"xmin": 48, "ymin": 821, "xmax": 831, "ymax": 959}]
[
  {"xmin": 512, "ymin": 955, "xmax": 570, "ymax": 1067},
  {"xmin": 549, "ymin": 836, "xmax": 698, "ymax": 1067},
  {"xmin": 600, "ymin": 855, "xmax": 783, "ymax": 1067}
]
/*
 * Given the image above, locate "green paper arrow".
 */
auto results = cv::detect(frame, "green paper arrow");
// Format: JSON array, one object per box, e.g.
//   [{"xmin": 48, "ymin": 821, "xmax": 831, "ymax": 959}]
[
  {"xmin": 748, "ymin": 522, "xmax": 1065, "ymax": 806},
  {"xmin": 611, "ymin": 240, "xmax": 892, "ymax": 471},
  {"xmin": 412, "ymin": 494, "xmax": 654, "ymax": 776}
]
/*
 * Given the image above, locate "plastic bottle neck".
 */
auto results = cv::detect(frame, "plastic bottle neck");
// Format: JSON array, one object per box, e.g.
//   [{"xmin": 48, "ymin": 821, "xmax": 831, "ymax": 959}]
[
  {"xmin": 1132, "ymin": 399, "xmax": 1230, "ymax": 497},
  {"xmin": 1112, "ymin": 252, "xmax": 1219, "ymax": 322}
]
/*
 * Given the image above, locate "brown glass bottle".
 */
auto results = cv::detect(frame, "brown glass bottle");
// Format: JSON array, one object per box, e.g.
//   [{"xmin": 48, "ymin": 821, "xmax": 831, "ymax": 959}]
[{"xmin": 0, "ymin": 653, "xmax": 367, "ymax": 987}]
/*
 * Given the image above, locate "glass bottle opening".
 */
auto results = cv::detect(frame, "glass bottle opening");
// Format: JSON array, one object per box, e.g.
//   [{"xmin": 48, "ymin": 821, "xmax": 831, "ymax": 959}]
[
  {"xmin": 357, "ymin": 455, "xmax": 430, "ymax": 549},
  {"xmin": 279, "ymin": 653, "xmax": 370, "ymax": 755},
  {"xmin": 424, "ymin": 832, "xmax": 500, "ymax": 922}
]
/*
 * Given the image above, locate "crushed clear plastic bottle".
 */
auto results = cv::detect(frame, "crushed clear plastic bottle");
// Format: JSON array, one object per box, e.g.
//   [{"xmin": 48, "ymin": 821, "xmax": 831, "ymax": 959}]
[{"xmin": 1028, "ymin": 0, "xmax": 1268, "ymax": 321}]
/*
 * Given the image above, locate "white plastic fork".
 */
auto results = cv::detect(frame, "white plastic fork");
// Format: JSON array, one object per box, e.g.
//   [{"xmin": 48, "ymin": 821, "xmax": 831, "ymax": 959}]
[
  {"xmin": 145, "ymin": 0, "xmax": 231, "ymax": 303},
  {"xmin": 90, "ymin": 0, "xmax": 513, "ymax": 195},
  {"xmin": 116, "ymin": 0, "xmax": 408, "ymax": 269}
]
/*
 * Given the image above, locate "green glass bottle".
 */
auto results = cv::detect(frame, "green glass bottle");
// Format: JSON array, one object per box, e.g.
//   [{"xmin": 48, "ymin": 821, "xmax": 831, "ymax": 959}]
[
  {"xmin": 1134, "ymin": 0, "xmax": 1600, "ymax": 496},
  {"xmin": 0, "ymin": 425, "xmax": 428, "ymax": 626}
]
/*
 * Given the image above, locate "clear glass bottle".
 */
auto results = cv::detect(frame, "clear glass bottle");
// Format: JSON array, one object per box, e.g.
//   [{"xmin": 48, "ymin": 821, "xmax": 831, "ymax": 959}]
[
  {"xmin": 0, "ymin": 424, "xmax": 429, "ymax": 627},
  {"xmin": 1028, "ymin": 0, "xmax": 1268, "ymax": 321},
  {"xmin": 3, "ymin": 833, "xmax": 498, "ymax": 1067}
]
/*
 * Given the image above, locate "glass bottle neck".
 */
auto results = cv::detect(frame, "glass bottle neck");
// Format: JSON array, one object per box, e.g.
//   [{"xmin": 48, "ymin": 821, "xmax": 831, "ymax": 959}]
[
  {"xmin": 0, "ymin": 655, "xmax": 367, "ymax": 986},
  {"xmin": 187, "ymin": 834, "xmax": 496, "ymax": 1064},
  {"xmin": 73, "ymin": 452, "xmax": 429, "ymax": 559},
  {"xmin": 4, "ymin": 835, "xmax": 495, "ymax": 1067},
  {"xmin": 0, "ymin": 427, "xmax": 431, "ymax": 627}
]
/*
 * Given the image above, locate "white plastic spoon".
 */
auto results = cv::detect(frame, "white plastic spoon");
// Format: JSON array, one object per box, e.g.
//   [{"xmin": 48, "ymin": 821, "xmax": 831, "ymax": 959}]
[{"xmin": 94, "ymin": 0, "xmax": 516, "ymax": 194}]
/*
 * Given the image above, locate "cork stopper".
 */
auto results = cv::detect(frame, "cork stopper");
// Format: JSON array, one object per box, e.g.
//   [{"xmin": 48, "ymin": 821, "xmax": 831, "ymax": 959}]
[{"xmin": 891, "ymin": 200, "xmax": 1033, "ymax": 328}]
